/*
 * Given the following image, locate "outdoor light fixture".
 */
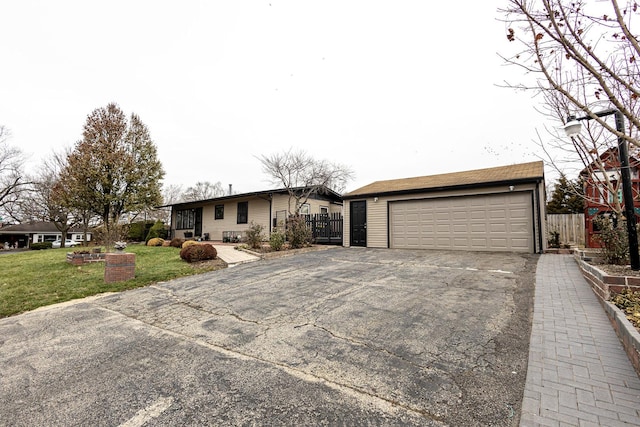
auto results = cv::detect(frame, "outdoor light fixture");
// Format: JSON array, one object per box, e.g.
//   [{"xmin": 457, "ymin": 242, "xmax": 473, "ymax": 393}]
[
  {"xmin": 563, "ymin": 108, "xmax": 640, "ymax": 270},
  {"xmin": 562, "ymin": 118, "xmax": 583, "ymax": 137}
]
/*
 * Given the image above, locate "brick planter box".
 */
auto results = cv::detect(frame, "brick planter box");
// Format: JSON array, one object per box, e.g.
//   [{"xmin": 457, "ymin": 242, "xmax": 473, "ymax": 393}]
[
  {"xmin": 574, "ymin": 254, "xmax": 640, "ymax": 376},
  {"xmin": 66, "ymin": 252, "xmax": 106, "ymax": 266},
  {"xmin": 104, "ymin": 252, "xmax": 136, "ymax": 283}
]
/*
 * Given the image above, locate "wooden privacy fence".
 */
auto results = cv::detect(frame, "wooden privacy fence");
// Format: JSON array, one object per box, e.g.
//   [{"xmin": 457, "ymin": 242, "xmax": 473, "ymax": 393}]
[
  {"xmin": 546, "ymin": 214, "xmax": 585, "ymax": 246},
  {"xmin": 305, "ymin": 213, "xmax": 343, "ymax": 245}
]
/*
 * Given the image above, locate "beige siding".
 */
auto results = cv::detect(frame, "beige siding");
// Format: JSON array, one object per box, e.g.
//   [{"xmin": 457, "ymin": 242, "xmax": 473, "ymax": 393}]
[
  {"xmin": 367, "ymin": 198, "xmax": 388, "ymax": 248},
  {"xmin": 173, "ymin": 197, "xmax": 271, "ymax": 241},
  {"xmin": 202, "ymin": 197, "xmax": 270, "ymax": 241},
  {"xmin": 271, "ymin": 194, "xmax": 342, "ymax": 217},
  {"xmin": 171, "ymin": 192, "xmax": 341, "ymax": 241},
  {"xmin": 271, "ymin": 194, "xmax": 293, "ymax": 217}
]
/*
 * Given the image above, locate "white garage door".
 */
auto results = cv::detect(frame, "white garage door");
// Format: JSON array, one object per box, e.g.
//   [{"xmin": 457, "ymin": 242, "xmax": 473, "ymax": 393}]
[{"xmin": 390, "ymin": 192, "xmax": 533, "ymax": 252}]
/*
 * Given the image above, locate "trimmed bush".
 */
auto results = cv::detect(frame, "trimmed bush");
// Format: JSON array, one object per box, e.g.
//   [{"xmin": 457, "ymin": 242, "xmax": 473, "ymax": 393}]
[
  {"xmin": 169, "ymin": 238, "xmax": 185, "ymax": 248},
  {"xmin": 146, "ymin": 237, "xmax": 165, "ymax": 247},
  {"xmin": 181, "ymin": 240, "xmax": 199, "ymax": 249},
  {"xmin": 30, "ymin": 242, "xmax": 52, "ymax": 250},
  {"xmin": 180, "ymin": 244, "xmax": 217, "ymax": 263}
]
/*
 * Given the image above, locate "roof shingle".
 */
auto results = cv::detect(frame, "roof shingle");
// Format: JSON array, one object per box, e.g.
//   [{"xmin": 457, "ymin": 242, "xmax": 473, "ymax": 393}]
[{"xmin": 344, "ymin": 161, "xmax": 544, "ymax": 198}]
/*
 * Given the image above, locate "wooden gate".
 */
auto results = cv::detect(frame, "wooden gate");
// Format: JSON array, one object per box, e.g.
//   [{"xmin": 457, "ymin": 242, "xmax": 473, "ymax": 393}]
[
  {"xmin": 305, "ymin": 213, "xmax": 343, "ymax": 245},
  {"xmin": 546, "ymin": 214, "xmax": 585, "ymax": 246}
]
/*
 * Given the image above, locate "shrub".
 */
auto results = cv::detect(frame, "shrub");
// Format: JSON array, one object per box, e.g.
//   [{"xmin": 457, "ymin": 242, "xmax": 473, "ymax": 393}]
[
  {"xmin": 169, "ymin": 238, "xmax": 185, "ymax": 248},
  {"xmin": 30, "ymin": 242, "xmax": 52, "ymax": 250},
  {"xmin": 548, "ymin": 230, "xmax": 560, "ymax": 248},
  {"xmin": 146, "ymin": 237, "xmax": 165, "ymax": 247},
  {"xmin": 180, "ymin": 244, "xmax": 217, "ymax": 263},
  {"xmin": 145, "ymin": 220, "xmax": 167, "ymax": 243},
  {"xmin": 181, "ymin": 240, "xmax": 199, "ymax": 249},
  {"xmin": 286, "ymin": 215, "xmax": 312, "ymax": 249},
  {"xmin": 245, "ymin": 221, "xmax": 265, "ymax": 250},
  {"xmin": 269, "ymin": 230, "xmax": 285, "ymax": 251},
  {"xmin": 128, "ymin": 220, "xmax": 154, "ymax": 242},
  {"xmin": 594, "ymin": 216, "xmax": 628, "ymax": 265}
]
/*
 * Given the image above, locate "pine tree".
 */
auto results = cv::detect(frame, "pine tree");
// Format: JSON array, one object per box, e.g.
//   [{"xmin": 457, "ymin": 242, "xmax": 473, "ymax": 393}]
[{"xmin": 547, "ymin": 175, "xmax": 585, "ymax": 214}]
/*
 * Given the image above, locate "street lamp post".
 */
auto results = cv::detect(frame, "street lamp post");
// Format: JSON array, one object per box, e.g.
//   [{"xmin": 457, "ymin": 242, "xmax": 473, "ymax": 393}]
[{"xmin": 564, "ymin": 109, "xmax": 640, "ymax": 270}]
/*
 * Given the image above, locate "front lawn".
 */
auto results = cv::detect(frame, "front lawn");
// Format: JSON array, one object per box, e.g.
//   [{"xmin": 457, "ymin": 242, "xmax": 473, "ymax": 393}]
[{"xmin": 0, "ymin": 244, "xmax": 225, "ymax": 318}]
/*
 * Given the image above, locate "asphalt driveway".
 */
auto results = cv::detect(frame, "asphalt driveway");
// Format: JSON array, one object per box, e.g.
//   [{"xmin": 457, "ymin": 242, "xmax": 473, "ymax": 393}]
[{"xmin": 0, "ymin": 248, "xmax": 537, "ymax": 426}]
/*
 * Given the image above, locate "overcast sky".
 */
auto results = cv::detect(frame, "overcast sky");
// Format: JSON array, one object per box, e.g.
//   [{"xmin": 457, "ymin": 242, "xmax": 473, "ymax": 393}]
[{"xmin": 0, "ymin": 1, "xmax": 549, "ymax": 195}]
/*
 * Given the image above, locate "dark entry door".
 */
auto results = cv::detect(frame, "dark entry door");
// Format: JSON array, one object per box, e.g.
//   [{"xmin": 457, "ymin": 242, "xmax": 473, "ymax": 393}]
[
  {"xmin": 350, "ymin": 201, "xmax": 366, "ymax": 247},
  {"xmin": 194, "ymin": 207, "xmax": 203, "ymax": 237}
]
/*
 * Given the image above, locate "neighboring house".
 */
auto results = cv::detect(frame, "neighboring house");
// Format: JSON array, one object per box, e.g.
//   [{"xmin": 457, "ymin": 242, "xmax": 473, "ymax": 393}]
[
  {"xmin": 579, "ymin": 148, "xmax": 640, "ymax": 248},
  {"xmin": 164, "ymin": 186, "xmax": 343, "ymax": 242},
  {"xmin": 342, "ymin": 161, "xmax": 546, "ymax": 253},
  {"xmin": 0, "ymin": 221, "xmax": 92, "ymax": 249}
]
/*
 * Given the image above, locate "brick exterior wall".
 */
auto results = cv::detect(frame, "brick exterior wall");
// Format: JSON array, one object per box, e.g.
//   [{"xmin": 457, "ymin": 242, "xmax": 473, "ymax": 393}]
[{"xmin": 104, "ymin": 253, "xmax": 136, "ymax": 283}]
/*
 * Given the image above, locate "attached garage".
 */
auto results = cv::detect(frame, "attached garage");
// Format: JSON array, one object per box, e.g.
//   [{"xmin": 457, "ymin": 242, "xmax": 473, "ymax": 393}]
[{"xmin": 343, "ymin": 161, "xmax": 546, "ymax": 253}]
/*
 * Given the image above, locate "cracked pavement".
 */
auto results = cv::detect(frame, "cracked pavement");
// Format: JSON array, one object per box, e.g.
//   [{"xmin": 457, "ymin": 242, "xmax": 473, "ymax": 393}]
[{"xmin": 0, "ymin": 248, "xmax": 537, "ymax": 426}]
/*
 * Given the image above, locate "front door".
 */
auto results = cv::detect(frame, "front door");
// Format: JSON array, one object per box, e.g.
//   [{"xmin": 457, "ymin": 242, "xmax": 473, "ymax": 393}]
[
  {"xmin": 194, "ymin": 207, "xmax": 203, "ymax": 237},
  {"xmin": 350, "ymin": 201, "xmax": 367, "ymax": 247}
]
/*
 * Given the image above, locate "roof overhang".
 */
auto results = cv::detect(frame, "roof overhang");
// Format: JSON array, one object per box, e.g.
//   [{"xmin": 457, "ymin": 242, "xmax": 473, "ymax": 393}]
[
  {"xmin": 158, "ymin": 186, "xmax": 343, "ymax": 209},
  {"xmin": 342, "ymin": 176, "xmax": 544, "ymax": 200}
]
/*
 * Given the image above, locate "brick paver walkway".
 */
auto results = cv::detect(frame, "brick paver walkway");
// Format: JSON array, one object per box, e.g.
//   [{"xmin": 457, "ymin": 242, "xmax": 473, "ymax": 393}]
[{"xmin": 520, "ymin": 255, "xmax": 640, "ymax": 426}]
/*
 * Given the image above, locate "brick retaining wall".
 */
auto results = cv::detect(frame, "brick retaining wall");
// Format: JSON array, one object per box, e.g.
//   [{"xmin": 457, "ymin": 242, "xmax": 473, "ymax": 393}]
[{"xmin": 66, "ymin": 252, "xmax": 106, "ymax": 266}]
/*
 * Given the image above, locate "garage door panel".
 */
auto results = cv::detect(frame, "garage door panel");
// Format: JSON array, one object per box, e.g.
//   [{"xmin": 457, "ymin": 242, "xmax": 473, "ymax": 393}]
[
  {"xmin": 471, "ymin": 238, "xmax": 488, "ymax": 247},
  {"xmin": 390, "ymin": 193, "xmax": 533, "ymax": 252},
  {"xmin": 470, "ymin": 211, "xmax": 487, "ymax": 220},
  {"xmin": 490, "ymin": 224, "xmax": 507, "ymax": 233}
]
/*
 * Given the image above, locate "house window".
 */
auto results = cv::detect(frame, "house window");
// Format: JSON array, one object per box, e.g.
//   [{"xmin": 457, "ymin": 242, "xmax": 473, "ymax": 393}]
[
  {"xmin": 176, "ymin": 209, "xmax": 195, "ymax": 229},
  {"xmin": 237, "ymin": 201, "xmax": 248, "ymax": 224},
  {"xmin": 608, "ymin": 189, "xmax": 623, "ymax": 204},
  {"xmin": 320, "ymin": 206, "xmax": 329, "ymax": 215},
  {"xmin": 596, "ymin": 185, "xmax": 607, "ymax": 204},
  {"xmin": 215, "ymin": 204, "xmax": 224, "ymax": 220},
  {"xmin": 299, "ymin": 203, "xmax": 310, "ymax": 215}
]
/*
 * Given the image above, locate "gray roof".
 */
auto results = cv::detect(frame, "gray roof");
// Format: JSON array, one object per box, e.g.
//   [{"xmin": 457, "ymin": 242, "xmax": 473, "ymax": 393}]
[{"xmin": 0, "ymin": 221, "xmax": 87, "ymax": 234}]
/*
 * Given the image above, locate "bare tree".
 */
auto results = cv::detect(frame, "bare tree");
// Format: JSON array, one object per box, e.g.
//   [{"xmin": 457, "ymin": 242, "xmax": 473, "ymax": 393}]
[
  {"xmin": 500, "ymin": 0, "xmax": 640, "ymax": 213},
  {"xmin": 182, "ymin": 181, "xmax": 225, "ymax": 202},
  {"xmin": 0, "ymin": 126, "xmax": 29, "ymax": 222},
  {"xmin": 258, "ymin": 149, "xmax": 354, "ymax": 215},
  {"xmin": 18, "ymin": 149, "xmax": 83, "ymax": 248}
]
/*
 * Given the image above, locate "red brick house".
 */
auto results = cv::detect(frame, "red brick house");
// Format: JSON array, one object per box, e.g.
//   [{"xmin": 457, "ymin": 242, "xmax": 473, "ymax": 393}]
[{"xmin": 580, "ymin": 148, "xmax": 640, "ymax": 247}]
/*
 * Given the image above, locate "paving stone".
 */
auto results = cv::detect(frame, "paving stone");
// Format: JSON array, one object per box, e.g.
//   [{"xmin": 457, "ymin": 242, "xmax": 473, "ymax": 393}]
[{"xmin": 520, "ymin": 255, "xmax": 640, "ymax": 426}]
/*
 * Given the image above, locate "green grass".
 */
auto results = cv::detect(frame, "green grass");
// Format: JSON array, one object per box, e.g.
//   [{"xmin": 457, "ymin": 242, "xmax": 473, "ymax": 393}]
[{"xmin": 0, "ymin": 244, "xmax": 225, "ymax": 318}]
